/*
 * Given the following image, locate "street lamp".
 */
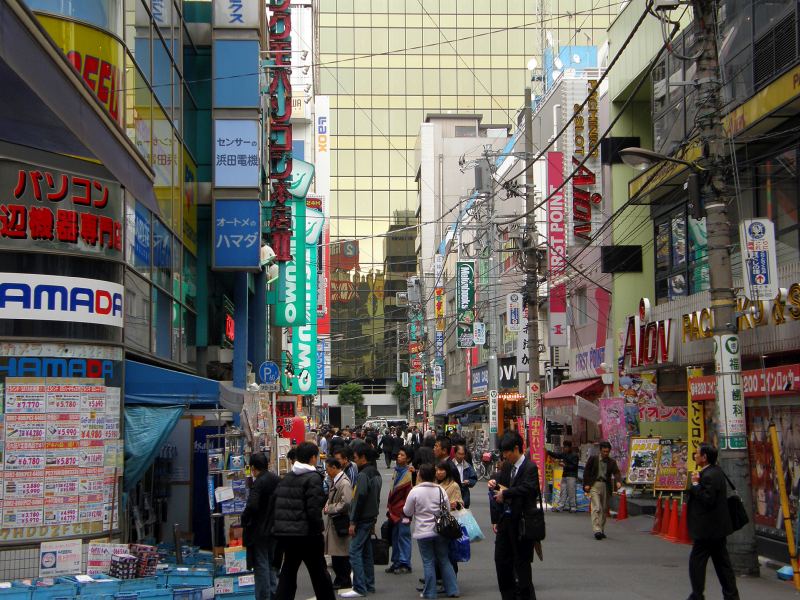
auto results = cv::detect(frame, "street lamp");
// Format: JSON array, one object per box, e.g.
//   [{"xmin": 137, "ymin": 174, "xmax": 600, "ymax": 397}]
[{"xmin": 617, "ymin": 147, "xmax": 699, "ymax": 171}]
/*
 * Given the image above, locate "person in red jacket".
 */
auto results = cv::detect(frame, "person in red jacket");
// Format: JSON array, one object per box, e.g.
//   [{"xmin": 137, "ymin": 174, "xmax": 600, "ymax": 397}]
[{"xmin": 385, "ymin": 446, "xmax": 415, "ymax": 574}]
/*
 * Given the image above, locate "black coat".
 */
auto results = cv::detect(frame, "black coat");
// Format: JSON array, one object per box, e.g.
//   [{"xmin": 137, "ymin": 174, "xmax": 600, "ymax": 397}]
[
  {"xmin": 491, "ymin": 457, "xmax": 541, "ymax": 526},
  {"xmin": 242, "ymin": 470, "xmax": 279, "ymax": 547},
  {"xmin": 687, "ymin": 464, "xmax": 733, "ymax": 541},
  {"xmin": 271, "ymin": 469, "xmax": 326, "ymax": 537}
]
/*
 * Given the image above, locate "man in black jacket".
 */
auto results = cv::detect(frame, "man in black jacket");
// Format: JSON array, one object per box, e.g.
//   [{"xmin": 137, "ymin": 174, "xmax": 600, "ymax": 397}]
[
  {"xmin": 686, "ymin": 443, "xmax": 740, "ymax": 600},
  {"xmin": 341, "ymin": 445, "xmax": 382, "ymax": 598},
  {"xmin": 272, "ymin": 442, "xmax": 335, "ymax": 600},
  {"xmin": 582, "ymin": 441, "xmax": 622, "ymax": 539},
  {"xmin": 243, "ymin": 452, "xmax": 280, "ymax": 600},
  {"xmin": 548, "ymin": 440, "xmax": 579, "ymax": 512},
  {"xmin": 488, "ymin": 432, "xmax": 540, "ymax": 600}
]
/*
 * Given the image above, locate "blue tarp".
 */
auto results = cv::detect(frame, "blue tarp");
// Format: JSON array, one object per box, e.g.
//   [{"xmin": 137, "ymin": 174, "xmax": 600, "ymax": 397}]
[
  {"xmin": 124, "ymin": 404, "xmax": 184, "ymax": 491},
  {"xmin": 124, "ymin": 359, "xmax": 220, "ymax": 406},
  {"xmin": 435, "ymin": 400, "xmax": 487, "ymax": 417}
]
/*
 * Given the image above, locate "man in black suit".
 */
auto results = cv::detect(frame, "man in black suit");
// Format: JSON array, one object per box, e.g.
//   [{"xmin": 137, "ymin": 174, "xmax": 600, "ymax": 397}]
[
  {"xmin": 488, "ymin": 432, "xmax": 540, "ymax": 600},
  {"xmin": 686, "ymin": 443, "xmax": 740, "ymax": 600}
]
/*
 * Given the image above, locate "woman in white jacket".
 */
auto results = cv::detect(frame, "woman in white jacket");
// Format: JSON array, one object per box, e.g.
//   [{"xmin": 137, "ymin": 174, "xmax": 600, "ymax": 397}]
[{"xmin": 402, "ymin": 464, "xmax": 459, "ymax": 599}]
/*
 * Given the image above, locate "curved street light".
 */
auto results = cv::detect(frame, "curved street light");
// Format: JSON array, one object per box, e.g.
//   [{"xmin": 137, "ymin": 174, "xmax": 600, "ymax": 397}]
[{"xmin": 617, "ymin": 146, "xmax": 700, "ymax": 171}]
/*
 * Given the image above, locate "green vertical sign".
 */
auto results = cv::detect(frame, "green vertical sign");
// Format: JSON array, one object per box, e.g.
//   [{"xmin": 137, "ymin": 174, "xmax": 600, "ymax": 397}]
[
  {"xmin": 456, "ymin": 260, "xmax": 476, "ymax": 348},
  {"xmin": 272, "ymin": 201, "xmax": 307, "ymax": 327}
]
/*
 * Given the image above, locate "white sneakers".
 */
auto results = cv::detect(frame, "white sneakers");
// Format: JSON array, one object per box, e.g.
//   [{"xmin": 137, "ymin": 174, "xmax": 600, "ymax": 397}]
[{"xmin": 338, "ymin": 590, "xmax": 366, "ymax": 598}]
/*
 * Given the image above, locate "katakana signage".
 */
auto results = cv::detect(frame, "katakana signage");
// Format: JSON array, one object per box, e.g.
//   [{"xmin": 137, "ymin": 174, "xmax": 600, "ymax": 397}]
[
  {"xmin": 714, "ymin": 334, "xmax": 746, "ymax": 450},
  {"xmin": 214, "ymin": 120, "xmax": 260, "ymax": 188},
  {"xmin": 740, "ymin": 218, "xmax": 779, "ymax": 301},
  {"xmin": 212, "ymin": 200, "xmax": 261, "ymax": 270},
  {"xmin": 0, "ymin": 159, "xmax": 122, "ymax": 261},
  {"xmin": 213, "ymin": 0, "xmax": 260, "ymax": 28}
]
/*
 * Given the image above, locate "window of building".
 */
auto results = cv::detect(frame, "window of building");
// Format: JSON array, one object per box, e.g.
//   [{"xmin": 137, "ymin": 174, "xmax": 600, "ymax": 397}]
[
  {"xmin": 654, "ymin": 204, "xmax": 708, "ymax": 304},
  {"xmin": 454, "ymin": 125, "xmax": 476, "ymax": 137},
  {"xmin": 755, "ymin": 147, "xmax": 800, "ymax": 264},
  {"xmin": 572, "ymin": 287, "xmax": 588, "ymax": 327}
]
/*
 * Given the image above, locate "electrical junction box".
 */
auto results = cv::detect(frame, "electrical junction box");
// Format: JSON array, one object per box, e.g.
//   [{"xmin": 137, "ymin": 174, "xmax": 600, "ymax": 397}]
[{"xmin": 653, "ymin": 0, "xmax": 681, "ymax": 10}]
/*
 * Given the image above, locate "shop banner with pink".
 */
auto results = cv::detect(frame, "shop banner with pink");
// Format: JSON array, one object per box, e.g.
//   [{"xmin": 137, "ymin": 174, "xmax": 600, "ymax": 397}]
[
  {"xmin": 599, "ymin": 397, "xmax": 629, "ymax": 476},
  {"xmin": 528, "ymin": 417, "xmax": 545, "ymax": 491}
]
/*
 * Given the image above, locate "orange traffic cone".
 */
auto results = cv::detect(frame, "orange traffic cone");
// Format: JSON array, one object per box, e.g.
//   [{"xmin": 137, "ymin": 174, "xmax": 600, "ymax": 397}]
[
  {"xmin": 650, "ymin": 496, "xmax": 663, "ymax": 534},
  {"xmin": 659, "ymin": 497, "xmax": 672, "ymax": 537},
  {"xmin": 616, "ymin": 489, "xmax": 629, "ymax": 521},
  {"xmin": 678, "ymin": 500, "xmax": 691, "ymax": 544},
  {"xmin": 666, "ymin": 498, "xmax": 680, "ymax": 542}
]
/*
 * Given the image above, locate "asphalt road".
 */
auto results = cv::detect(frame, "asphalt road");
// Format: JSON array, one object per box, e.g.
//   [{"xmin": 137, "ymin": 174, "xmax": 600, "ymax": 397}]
[{"xmin": 291, "ymin": 463, "xmax": 796, "ymax": 599}]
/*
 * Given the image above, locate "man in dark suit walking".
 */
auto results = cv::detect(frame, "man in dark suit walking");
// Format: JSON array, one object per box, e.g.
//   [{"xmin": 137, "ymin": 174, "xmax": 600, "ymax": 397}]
[
  {"xmin": 686, "ymin": 443, "xmax": 740, "ymax": 600},
  {"xmin": 582, "ymin": 441, "xmax": 622, "ymax": 539},
  {"xmin": 488, "ymin": 432, "xmax": 540, "ymax": 600}
]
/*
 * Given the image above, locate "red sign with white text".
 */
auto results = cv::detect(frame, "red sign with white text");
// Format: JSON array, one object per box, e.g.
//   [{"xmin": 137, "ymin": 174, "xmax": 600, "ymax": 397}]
[
  {"xmin": 547, "ymin": 152, "xmax": 567, "ymax": 347},
  {"xmin": 689, "ymin": 364, "xmax": 800, "ymax": 401}
]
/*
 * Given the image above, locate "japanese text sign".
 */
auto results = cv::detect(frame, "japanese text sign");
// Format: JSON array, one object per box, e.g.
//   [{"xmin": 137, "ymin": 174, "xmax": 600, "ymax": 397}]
[
  {"xmin": 528, "ymin": 417, "xmax": 546, "ymax": 491},
  {"xmin": 714, "ymin": 334, "xmax": 746, "ymax": 449},
  {"xmin": 0, "ymin": 159, "xmax": 122, "ymax": 261},
  {"xmin": 686, "ymin": 367, "xmax": 705, "ymax": 474},
  {"xmin": 214, "ymin": 120, "xmax": 260, "ymax": 188},
  {"xmin": 213, "ymin": 0, "xmax": 260, "ymax": 28},
  {"xmin": 456, "ymin": 260, "xmax": 476, "ymax": 348},
  {"xmin": 547, "ymin": 152, "xmax": 568, "ymax": 346},
  {"xmin": 740, "ymin": 219, "xmax": 779, "ymax": 301},
  {"xmin": 213, "ymin": 200, "xmax": 261, "ymax": 270}
]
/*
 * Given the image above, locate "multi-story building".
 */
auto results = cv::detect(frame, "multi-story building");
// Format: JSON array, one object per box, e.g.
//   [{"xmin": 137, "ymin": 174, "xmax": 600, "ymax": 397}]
[{"xmin": 316, "ymin": 0, "xmax": 621, "ymax": 391}]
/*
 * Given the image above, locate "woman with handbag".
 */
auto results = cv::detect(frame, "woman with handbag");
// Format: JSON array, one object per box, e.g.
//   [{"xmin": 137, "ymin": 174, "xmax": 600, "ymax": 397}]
[
  {"xmin": 402, "ymin": 464, "xmax": 459, "ymax": 599},
  {"xmin": 323, "ymin": 457, "xmax": 353, "ymax": 590},
  {"xmin": 436, "ymin": 460, "xmax": 465, "ymax": 575}
]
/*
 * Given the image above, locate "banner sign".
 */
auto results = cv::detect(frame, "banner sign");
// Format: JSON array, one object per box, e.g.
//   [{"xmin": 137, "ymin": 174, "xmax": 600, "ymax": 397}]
[
  {"xmin": 456, "ymin": 260, "xmax": 476, "ymax": 348},
  {"xmin": 0, "ymin": 273, "xmax": 123, "ymax": 328},
  {"xmin": 471, "ymin": 365, "xmax": 488, "ymax": 396},
  {"xmin": 528, "ymin": 417, "xmax": 546, "ymax": 491},
  {"xmin": 214, "ymin": 0, "xmax": 260, "ymax": 28},
  {"xmin": 272, "ymin": 202, "xmax": 307, "ymax": 327},
  {"xmin": 212, "ymin": 200, "xmax": 261, "ymax": 270},
  {"xmin": 0, "ymin": 159, "xmax": 123, "ymax": 261},
  {"xmin": 689, "ymin": 363, "xmax": 800, "ymax": 401},
  {"xmin": 506, "ymin": 292, "xmax": 522, "ymax": 332},
  {"xmin": 627, "ymin": 436, "xmax": 661, "ymax": 485},
  {"xmin": 266, "ymin": 0, "xmax": 293, "ymax": 262},
  {"xmin": 740, "ymin": 219, "xmax": 779, "ymax": 301},
  {"xmin": 714, "ymin": 334, "xmax": 746, "ymax": 449},
  {"xmin": 547, "ymin": 152, "xmax": 567, "ymax": 346},
  {"xmin": 654, "ymin": 438, "xmax": 689, "ymax": 491},
  {"xmin": 517, "ymin": 305, "xmax": 529, "ymax": 374},
  {"xmin": 214, "ymin": 120, "xmax": 260, "ymax": 187},
  {"xmin": 314, "ymin": 97, "xmax": 331, "ymax": 331},
  {"xmin": 687, "ymin": 367, "xmax": 705, "ymax": 474},
  {"xmin": 599, "ymin": 397, "xmax": 628, "ymax": 476}
]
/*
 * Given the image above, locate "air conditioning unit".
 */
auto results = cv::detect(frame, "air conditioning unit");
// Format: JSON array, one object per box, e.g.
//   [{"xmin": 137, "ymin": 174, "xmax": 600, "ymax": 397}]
[{"xmin": 552, "ymin": 346, "xmax": 568, "ymax": 368}]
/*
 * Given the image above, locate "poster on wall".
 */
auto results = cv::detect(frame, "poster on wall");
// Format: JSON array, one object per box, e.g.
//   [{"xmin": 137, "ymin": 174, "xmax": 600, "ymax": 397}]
[
  {"xmin": 0, "ymin": 343, "xmax": 123, "ymax": 543},
  {"xmin": 39, "ymin": 539, "xmax": 82, "ymax": 576},
  {"xmin": 654, "ymin": 439, "xmax": 689, "ymax": 491},
  {"xmin": 599, "ymin": 397, "xmax": 629, "ymax": 476},
  {"xmin": 627, "ymin": 437, "xmax": 661, "ymax": 485}
]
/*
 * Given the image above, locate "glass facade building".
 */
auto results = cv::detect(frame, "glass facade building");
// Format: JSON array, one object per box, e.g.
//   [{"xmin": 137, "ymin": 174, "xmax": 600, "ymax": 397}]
[{"xmin": 317, "ymin": 0, "xmax": 618, "ymax": 383}]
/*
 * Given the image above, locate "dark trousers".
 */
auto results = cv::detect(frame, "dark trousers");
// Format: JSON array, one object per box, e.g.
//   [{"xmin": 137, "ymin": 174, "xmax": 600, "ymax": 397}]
[
  {"xmin": 274, "ymin": 535, "xmax": 335, "ymax": 600},
  {"xmin": 384, "ymin": 452, "xmax": 392, "ymax": 468},
  {"xmin": 330, "ymin": 555, "xmax": 351, "ymax": 588},
  {"xmin": 688, "ymin": 537, "xmax": 740, "ymax": 600},
  {"xmin": 495, "ymin": 522, "xmax": 536, "ymax": 600}
]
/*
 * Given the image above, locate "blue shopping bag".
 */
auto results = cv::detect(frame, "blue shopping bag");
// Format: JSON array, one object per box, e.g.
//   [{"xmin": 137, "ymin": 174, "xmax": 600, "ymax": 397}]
[{"xmin": 448, "ymin": 526, "xmax": 471, "ymax": 563}]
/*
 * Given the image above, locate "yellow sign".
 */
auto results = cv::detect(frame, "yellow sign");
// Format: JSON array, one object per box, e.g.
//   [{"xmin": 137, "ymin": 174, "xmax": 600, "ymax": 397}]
[
  {"xmin": 183, "ymin": 148, "xmax": 198, "ymax": 255},
  {"xmin": 686, "ymin": 367, "xmax": 705, "ymax": 474},
  {"xmin": 38, "ymin": 16, "xmax": 124, "ymax": 125}
]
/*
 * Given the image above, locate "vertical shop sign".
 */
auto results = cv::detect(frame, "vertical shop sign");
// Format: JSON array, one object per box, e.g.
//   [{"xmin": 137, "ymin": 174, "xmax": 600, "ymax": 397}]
[
  {"xmin": 506, "ymin": 292, "xmax": 522, "ymax": 332},
  {"xmin": 214, "ymin": 120, "xmax": 260, "ymax": 187},
  {"xmin": 212, "ymin": 200, "xmax": 261, "ymax": 270},
  {"xmin": 571, "ymin": 80, "xmax": 602, "ymax": 242},
  {"xmin": 314, "ymin": 97, "xmax": 331, "ymax": 333},
  {"xmin": 547, "ymin": 152, "xmax": 568, "ymax": 346},
  {"xmin": 686, "ymin": 367, "xmax": 705, "ymax": 473},
  {"xmin": 714, "ymin": 335, "xmax": 746, "ymax": 449},
  {"xmin": 267, "ymin": 0, "xmax": 294, "ymax": 262},
  {"xmin": 528, "ymin": 416, "xmax": 546, "ymax": 491},
  {"xmin": 272, "ymin": 202, "xmax": 307, "ymax": 327},
  {"xmin": 456, "ymin": 260, "xmax": 476, "ymax": 348},
  {"xmin": 599, "ymin": 397, "xmax": 629, "ymax": 476},
  {"xmin": 740, "ymin": 219, "xmax": 779, "ymax": 301},
  {"xmin": 213, "ymin": 0, "xmax": 260, "ymax": 28}
]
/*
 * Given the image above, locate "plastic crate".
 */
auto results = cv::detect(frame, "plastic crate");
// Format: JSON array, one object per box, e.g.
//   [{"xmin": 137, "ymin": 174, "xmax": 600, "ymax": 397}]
[
  {"xmin": 115, "ymin": 590, "xmax": 171, "ymax": 600},
  {"xmin": 0, "ymin": 587, "xmax": 32, "ymax": 600},
  {"xmin": 164, "ymin": 570, "xmax": 212, "ymax": 589},
  {"xmin": 117, "ymin": 579, "xmax": 158, "ymax": 593},
  {"xmin": 59, "ymin": 575, "xmax": 120, "ymax": 596},
  {"xmin": 215, "ymin": 593, "xmax": 254, "ymax": 600},
  {"xmin": 14, "ymin": 580, "xmax": 77, "ymax": 600},
  {"xmin": 170, "ymin": 589, "xmax": 201, "ymax": 600}
]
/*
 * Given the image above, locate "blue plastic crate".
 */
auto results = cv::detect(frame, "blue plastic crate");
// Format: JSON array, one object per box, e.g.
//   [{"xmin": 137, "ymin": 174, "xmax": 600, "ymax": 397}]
[
  {"xmin": 115, "ymin": 590, "xmax": 171, "ymax": 600},
  {"xmin": 117, "ymin": 579, "xmax": 158, "ymax": 593},
  {"xmin": 59, "ymin": 575, "xmax": 120, "ymax": 597},
  {"xmin": 170, "ymin": 589, "xmax": 201, "ymax": 600},
  {"xmin": 165, "ymin": 570, "xmax": 212, "ymax": 589},
  {"xmin": 14, "ymin": 580, "xmax": 76, "ymax": 600},
  {"xmin": 215, "ymin": 593, "xmax": 254, "ymax": 600},
  {"xmin": 0, "ymin": 587, "xmax": 31, "ymax": 600}
]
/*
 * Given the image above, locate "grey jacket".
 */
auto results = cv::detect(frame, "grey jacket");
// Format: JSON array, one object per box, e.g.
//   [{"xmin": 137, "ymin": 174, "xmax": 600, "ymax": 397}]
[{"xmin": 350, "ymin": 462, "xmax": 382, "ymax": 524}]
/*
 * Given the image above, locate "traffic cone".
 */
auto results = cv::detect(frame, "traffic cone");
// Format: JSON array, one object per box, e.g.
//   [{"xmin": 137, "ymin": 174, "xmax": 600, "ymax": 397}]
[
  {"xmin": 650, "ymin": 496, "xmax": 663, "ymax": 534},
  {"xmin": 678, "ymin": 500, "xmax": 692, "ymax": 544},
  {"xmin": 666, "ymin": 497, "xmax": 680, "ymax": 542},
  {"xmin": 659, "ymin": 497, "xmax": 672, "ymax": 537},
  {"xmin": 616, "ymin": 489, "xmax": 629, "ymax": 521}
]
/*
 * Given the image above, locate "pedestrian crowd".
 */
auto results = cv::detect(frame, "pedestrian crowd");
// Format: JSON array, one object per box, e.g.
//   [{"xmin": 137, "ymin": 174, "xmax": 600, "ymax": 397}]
[{"xmin": 242, "ymin": 424, "xmax": 741, "ymax": 600}]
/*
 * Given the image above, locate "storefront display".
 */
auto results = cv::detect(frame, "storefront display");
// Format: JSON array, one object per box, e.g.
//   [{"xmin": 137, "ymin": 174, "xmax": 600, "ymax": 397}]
[
  {"xmin": 627, "ymin": 437, "xmax": 660, "ymax": 485},
  {"xmin": 654, "ymin": 438, "xmax": 689, "ymax": 491}
]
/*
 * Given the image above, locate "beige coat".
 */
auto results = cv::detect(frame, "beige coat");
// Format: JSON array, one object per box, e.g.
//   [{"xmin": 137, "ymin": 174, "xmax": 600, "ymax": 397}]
[
  {"xmin": 324, "ymin": 473, "xmax": 352, "ymax": 556},
  {"xmin": 440, "ymin": 479, "xmax": 463, "ymax": 510}
]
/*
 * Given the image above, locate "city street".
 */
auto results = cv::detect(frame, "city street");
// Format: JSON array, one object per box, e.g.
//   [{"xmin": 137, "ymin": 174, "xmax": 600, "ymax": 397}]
[{"xmin": 293, "ymin": 465, "xmax": 796, "ymax": 599}]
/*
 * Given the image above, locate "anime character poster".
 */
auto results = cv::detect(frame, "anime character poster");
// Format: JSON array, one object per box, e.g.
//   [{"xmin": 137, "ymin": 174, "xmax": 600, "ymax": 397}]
[
  {"xmin": 654, "ymin": 439, "xmax": 689, "ymax": 491},
  {"xmin": 600, "ymin": 397, "xmax": 629, "ymax": 476}
]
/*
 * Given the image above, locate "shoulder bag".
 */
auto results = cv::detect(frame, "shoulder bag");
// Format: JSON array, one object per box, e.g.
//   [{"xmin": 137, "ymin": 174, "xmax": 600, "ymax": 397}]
[
  {"xmin": 721, "ymin": 470, "xmax": 749, "ymax": 532},
  {"xmin": 435, "ymin": 488, "xmax": 463, "ymax": 540},
  {"xmin": 519, "ymin": 489, "xmax": 546, "ymax": 542}
]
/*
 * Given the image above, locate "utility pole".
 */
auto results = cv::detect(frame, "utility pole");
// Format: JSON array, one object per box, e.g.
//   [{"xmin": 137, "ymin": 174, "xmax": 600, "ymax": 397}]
[
  {"xmin": 693, "ymin": 0, "xmax": 758, "ymax": 574},
  {"xmin": 523, "ymin": 87, "xmax": 542, "ymax": 418},
  {"xmin": 484, "ymin": 151, "xmax": 500, "ymax": 448}
]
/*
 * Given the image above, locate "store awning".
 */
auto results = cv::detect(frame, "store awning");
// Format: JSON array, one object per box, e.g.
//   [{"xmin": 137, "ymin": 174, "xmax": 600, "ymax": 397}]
[
  {"xmin": 125, "ymin": 360, "xmax": 221, "ymax": 407},
  {"xmin": 0, "ymin": 0, "xmax": 158, "ymax": 213},
  {"xmin": 543, "ymin": 378, "xmax": 603, "ymax": 403},
  {"xmin": 435, "ymin": 400, "xmax": 487, "ymax": 417}
]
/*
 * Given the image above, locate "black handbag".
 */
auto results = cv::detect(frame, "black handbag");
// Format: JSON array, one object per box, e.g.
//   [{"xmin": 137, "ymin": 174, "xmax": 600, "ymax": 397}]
[
  {"xmin": 331, "ymin": 512, "xmax": 350, "ymax": 537},
  {"xmin": 722, "ymin": 470, "xmax": 749, "ymax": 532},
  {"xmin": 435, "ymin": 488, "xmax": 463, "ymax": 540},
  {"xmin": 380, "ymin": 519, "xmax": 393, "ymax": 541},
  {"xmin": 371, "ymin": 534, "xmax": 390, "ymax": 565},
  {"xmin": 519, "ymin": 493, "xmax": 546, "ymax": 542}
]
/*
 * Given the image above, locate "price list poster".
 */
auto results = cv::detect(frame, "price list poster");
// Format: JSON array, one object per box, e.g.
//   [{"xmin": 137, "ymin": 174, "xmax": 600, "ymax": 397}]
[{"xmin": 0, "ymin": 344, "xmax": 123, "ymax": 543}]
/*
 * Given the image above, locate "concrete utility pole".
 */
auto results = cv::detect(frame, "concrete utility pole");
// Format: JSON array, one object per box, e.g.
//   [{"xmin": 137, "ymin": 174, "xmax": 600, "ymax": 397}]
[
  {"xmin": 523, "ymin": 87, "xmax": 542, "ymax": 418},
  {"xmin": 693, "ymin": 0, "xmax": 758, "ymax": 574},
  {"xmin": 485, "ymin": 152, "xmax": 500, "ymax": 448}
]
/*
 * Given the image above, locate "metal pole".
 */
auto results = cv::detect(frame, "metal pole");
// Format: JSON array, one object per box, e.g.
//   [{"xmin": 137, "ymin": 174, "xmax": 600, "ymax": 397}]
[
  {"xmin": 487, "ymin": 154, "xmax": 499, "ymax": 449},
  {"xmin": 693, "ymin": 0, "xmax": 758, "ymax": 574},
  {"xmin": 524, "ymin": 87, "xmax": 543, "ymax": 419}
]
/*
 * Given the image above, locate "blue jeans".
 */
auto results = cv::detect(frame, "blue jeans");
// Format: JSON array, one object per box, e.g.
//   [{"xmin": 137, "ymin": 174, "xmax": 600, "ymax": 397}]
[
  {"xmin": 252, "ymin": 542, "xmax": 277, "ymax": 600},
  {"xmin": 349, "ymin": 521, "xmax": 376, "ymax": 594},
  {"xmin": 391, "ymin": 521, "xmax": 412, "ymax": 568},
  {"xmin": 417, "ymin": 536, "xmax": 458, "ymax": 599}
]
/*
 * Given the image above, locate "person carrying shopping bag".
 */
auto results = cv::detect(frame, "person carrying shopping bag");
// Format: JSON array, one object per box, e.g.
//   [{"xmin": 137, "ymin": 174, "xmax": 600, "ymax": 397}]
[{"xmin": 324, "ymin": 457, "xmax": 353, "ymax": 590}]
